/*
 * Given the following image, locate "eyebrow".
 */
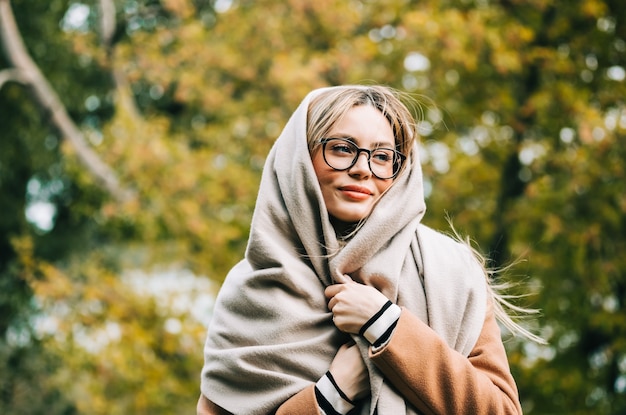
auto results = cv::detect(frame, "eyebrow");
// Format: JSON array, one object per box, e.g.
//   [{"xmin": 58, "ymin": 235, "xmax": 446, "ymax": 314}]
[{"xmin": 330, "ymin": 134, "xmax": 395, "ymax": 148}]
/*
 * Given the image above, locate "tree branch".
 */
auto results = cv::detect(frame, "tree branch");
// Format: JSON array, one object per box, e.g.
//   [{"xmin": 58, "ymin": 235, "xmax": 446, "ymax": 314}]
[
  {"xmin": 97, "ymin": 0, "xmax": 141, "ymax": 119},
  {"xmin": 98, "ymin": 0, "xmax": 116, "ymax": 50},
  {"xmin": 0, "ymin": 0, "xmax": 134, "ymax": 202},
  {"xmin": 0, "ymin": 66, "xmax": 26, "ymax": 89}
]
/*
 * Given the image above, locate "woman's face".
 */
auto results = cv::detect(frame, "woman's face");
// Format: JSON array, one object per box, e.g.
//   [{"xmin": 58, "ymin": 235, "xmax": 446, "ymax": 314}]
[{"xmin": 311, "ymin": 104, "xmax": 395, "ymax": 224}]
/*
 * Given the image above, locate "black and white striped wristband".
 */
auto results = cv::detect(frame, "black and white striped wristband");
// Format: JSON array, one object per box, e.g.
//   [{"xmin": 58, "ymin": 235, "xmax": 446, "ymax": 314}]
[
  {"xmin": 358, "ymin": 300, "xmax": 401, "ymax": 348},
  {"xmin": 314, "ymin": 371, "xmax": 356, "ymax": 415}
]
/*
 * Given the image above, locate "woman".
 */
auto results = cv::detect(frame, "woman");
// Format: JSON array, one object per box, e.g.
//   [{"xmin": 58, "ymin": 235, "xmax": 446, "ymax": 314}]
[{"xmin": 197, "ymin": 85, "xmax": 534, "ymax": 414}]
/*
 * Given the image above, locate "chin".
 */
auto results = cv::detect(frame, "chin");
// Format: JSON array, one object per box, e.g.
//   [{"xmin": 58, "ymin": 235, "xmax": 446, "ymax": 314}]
[
  {"xmin": 332, "ymin": 210, "xmax": 370, "ymax": 224},
  {"xmin": 327, "ymin": 203, "xmax": 374, "ymax": 225}
]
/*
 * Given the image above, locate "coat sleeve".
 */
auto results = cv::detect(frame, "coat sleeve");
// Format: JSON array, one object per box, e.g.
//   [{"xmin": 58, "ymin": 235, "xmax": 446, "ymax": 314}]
[
  {"xmin": 275, "ymin": 385, "xmax": 321, "ymax": 415},
  {"xmin": 369, "ymin": 302, "xmax": 523, "ymax": 415}
]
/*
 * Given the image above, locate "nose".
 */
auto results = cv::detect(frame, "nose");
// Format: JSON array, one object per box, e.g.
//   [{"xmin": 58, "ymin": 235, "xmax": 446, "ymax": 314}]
[{"xmin": 348, "ymin": 151, "xmax": 372, "ymax": 177}]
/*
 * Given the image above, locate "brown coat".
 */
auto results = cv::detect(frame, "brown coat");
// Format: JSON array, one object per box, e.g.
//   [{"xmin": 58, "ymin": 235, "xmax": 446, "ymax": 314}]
[{"xmin": 197, "ymin": 303, "xmax": 522, "ymax": 415}]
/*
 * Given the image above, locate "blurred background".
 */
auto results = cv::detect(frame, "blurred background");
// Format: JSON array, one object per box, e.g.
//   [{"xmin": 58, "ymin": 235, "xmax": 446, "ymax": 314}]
[{"xmin": 0, "ymin": 0, "xmax": 624, "ymax": 413}]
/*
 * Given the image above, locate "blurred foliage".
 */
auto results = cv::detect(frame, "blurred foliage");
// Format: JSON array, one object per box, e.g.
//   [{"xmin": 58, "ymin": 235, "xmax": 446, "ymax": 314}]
[{"xmin": 0, "ymin": 0, "xmax": 625, "ymax": 413}]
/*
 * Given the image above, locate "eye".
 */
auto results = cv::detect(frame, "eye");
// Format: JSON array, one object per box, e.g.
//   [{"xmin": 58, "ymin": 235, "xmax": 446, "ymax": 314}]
[
  {"xmin": 371, "ymin": 149, "xmax": 394, "ymax": 163},
  {"xmin": 329, "ymin": 140, "xmax": 356, "ymax": 155}
]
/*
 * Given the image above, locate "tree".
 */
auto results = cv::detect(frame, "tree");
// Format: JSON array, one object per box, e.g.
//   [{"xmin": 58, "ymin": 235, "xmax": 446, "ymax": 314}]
[{"xmin": 398, "ymin": 2, "xmax": 626, "ymax": 412}]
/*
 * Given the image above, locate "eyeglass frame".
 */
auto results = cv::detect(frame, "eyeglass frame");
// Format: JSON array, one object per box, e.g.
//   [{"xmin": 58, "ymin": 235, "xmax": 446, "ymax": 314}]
[{"xmin": 318, "ymin": 137, "xmax": 407, "ymax": 180}]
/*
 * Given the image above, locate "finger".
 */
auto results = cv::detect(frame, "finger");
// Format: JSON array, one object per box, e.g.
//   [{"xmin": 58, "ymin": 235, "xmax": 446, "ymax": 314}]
[
  {"xmin": 333, "ymin": 273, "xmax": 352, "ymax": 284},
  {"xmin": 327, "ymin": 296, "xmax": 337, "ymax": 311},
  {"xmin": 324, "ymin": 283, "xmax": 343, "ymax": 299}
]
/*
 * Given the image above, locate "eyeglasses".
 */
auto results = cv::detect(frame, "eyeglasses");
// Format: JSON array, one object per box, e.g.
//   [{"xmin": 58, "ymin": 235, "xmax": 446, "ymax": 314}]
[{"xmin": 319, "ymin": 138, "xmax": 406, "ymax": 180}]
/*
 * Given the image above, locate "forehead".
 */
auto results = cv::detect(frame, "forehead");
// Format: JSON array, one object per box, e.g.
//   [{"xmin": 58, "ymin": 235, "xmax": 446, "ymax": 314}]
[{"xmin": 329, "ymin": 105, "xmax": 395, "ymax": 146}]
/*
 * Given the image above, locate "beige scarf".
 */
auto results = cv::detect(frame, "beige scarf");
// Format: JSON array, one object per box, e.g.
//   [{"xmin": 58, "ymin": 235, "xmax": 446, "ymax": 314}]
[{"xmin": 200, "ymin": 87, "xmax": 487, "ymax": 414}]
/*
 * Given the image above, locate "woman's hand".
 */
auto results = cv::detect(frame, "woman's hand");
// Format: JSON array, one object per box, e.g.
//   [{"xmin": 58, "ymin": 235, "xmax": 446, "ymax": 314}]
[
  {"xmin": 325, "ymin": 274, "xmax": 389, "ymax": 334},
  {"xmin": 329, "ymin": 342, "xmax": 370, "ymax": 401}
]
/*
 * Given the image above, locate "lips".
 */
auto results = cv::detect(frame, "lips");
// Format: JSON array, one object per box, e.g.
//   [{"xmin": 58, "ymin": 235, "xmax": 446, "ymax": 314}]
[{"xmin": 339, "ymin": 185, "xmax": 373, "ymax": 200}]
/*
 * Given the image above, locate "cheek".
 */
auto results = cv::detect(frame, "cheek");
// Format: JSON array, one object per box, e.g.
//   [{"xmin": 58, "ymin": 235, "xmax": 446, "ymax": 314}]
[
  {"xmin": 311, "ymin": 152, "xmax": 324, "ymax": 177},
  {"xmin": 313, "ymin": 169, "xmax": 336, "ymax": 199},
  {"xmin": 311, "ymin": 151, "xmax": 333, "ymax": 184},
  {"xmin": 375, "ymin": 179, "xmax": 393, "ymax": 195}
]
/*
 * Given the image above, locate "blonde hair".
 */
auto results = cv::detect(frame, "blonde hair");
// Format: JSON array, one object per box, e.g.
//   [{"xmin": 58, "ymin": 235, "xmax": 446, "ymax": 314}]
[{"xmin": 450, "ymin": 226, "xmax": 546, "ymax": 344}]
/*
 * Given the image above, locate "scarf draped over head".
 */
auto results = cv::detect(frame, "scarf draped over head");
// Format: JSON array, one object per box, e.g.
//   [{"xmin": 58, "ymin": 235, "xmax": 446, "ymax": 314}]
[{"xmin": 200, "ymin": 86, "xmax": 487, "ymax": 414}]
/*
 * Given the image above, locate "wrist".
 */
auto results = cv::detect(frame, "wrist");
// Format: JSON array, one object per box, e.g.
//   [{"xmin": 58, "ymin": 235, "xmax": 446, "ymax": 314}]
[
  {"xmin": 359, "ymin": 301, "xmax": 401, "ymax": 347},
  {"xmin": 315, "ymin": 371, "xmax": 356, "ymax": 415}
]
